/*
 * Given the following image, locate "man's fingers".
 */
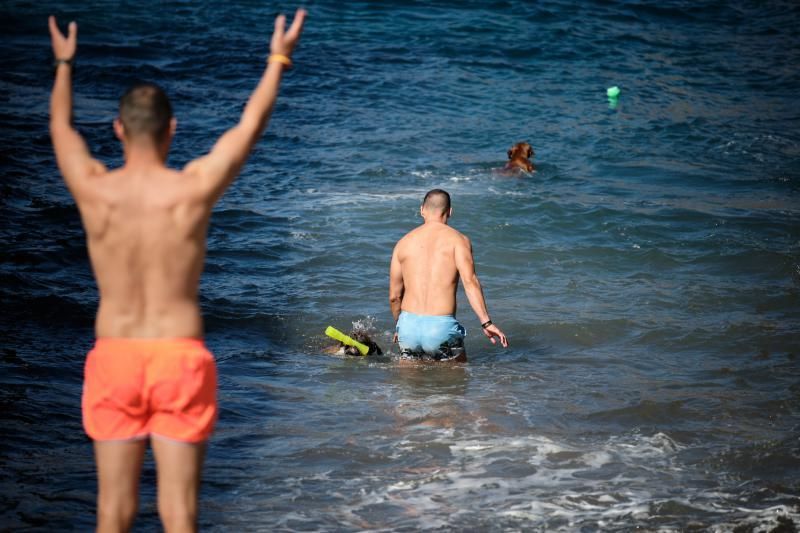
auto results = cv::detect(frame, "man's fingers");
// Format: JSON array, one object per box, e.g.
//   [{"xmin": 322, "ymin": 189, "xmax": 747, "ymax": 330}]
[
  {"xmin": 485, "ymin": 326, "xmax": 509, "ymax": 348},
  {"xmin": 68, "ymin": 21, "xmax": 77, "ymax": 42},
  {"xmin": 286, "ymin": 8, "xmax": 307, "ymax": 40},
  {"xmin": 48, "ymin": 15, "xmax": 60, "ymax": 38},
  {"xmin": 273, "ymin": 13, "xmax": 286, "ymax": 39}
]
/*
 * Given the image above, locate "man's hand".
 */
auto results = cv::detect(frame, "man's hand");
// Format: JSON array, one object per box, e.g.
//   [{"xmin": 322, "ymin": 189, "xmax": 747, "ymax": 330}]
[
  {"xmin": 483, "ymin": 323, "xmax": 509, "ymax": 348},
  {"xmin": 184, "ymin": 8, "xmax": 307, "ymax": 203},
  {"xmin": 271, "ymin": 9, "xmax": 306, "ymax": 57},
  {"xmin": 48, "ymin": 16, "xmax": 77, "ymax": 60},
  {"xmin": 49, "ymin": 14, "xmax": 104, "ymax": 197}
]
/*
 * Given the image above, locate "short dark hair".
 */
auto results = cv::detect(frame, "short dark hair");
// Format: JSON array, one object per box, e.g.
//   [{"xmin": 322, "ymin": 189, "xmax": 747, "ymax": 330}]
[
  {"xmin": 422, "ymin": 189, "xmax": 451, "ymax": 214},
  {"xmin": 119, "ymin": 83, "xmax": 173, "ymax": 141}
]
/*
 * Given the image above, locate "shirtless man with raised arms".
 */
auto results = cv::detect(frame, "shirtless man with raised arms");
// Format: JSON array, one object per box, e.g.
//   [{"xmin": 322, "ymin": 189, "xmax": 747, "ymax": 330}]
[
  {"xmin": 389, "ymin": 189, "xmax": 508, "ymax": 362},
  {"xmin": 48, "ymin": 10, "xmax": 305, "ymax": 532}
]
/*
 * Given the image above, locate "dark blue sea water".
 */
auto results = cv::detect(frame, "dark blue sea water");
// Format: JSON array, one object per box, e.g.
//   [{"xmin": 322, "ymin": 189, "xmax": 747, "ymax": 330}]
[{"xmin": 2, "ymin": 1, "xmax": 799, "ymax": 530}]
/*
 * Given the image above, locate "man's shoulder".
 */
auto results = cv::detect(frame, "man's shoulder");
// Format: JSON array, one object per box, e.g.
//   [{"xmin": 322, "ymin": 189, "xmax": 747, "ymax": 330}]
[
  {"xmin": 395, "ymin": 228, "xmax": 415, "ymax": 250},
  {"xmin": 102, "ymin": 166, "xmax": 188, "ymax": 184},
  {"xmin": 399, "ymin": 225, "xmax": 469, "ymax": 254},
  {"xmin": 86, "ymin": 166, "xmax": 198, "ymax": 196},
  {"xmin": 403, "ymin": 224, "xmax": 467, "ymax": 240},
  {"xmin": 394, "ymin": 224, "xmax": 427, "ymax": 254},
  {"xmin": 398, "ymin": 223, "xmax": 424, "ymax": 240},
  {"xmin": 443, "ymin": 224, "xmax": 469, "ymax": 243},
  {"xmin": 70, "ymin": 164, "xmax": 117, "ymax": 200}
]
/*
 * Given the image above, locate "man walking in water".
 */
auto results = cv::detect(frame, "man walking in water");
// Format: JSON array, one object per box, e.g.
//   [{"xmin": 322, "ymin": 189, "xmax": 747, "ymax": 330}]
[
  {"xmin": 389, "ymin": 189, "xmax": 508, "ymax": 362},
  {"xmin": 48, "ymin": 10, "xmax": 305, "ymax": 532}
]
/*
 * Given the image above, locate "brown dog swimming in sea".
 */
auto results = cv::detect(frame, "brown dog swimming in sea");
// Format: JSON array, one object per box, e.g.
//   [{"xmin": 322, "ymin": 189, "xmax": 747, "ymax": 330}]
[{"xmin": 504, "ymin": 141, "xmax": 535, "ymax": 174}]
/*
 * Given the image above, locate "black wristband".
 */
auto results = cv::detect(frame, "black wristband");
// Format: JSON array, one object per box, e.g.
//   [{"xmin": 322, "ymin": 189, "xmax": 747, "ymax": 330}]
[
  {"xmin": 481, "ymin": 320, "xmax": 493, "ymax": 329},
  {"xmin": 53, "ymin": 58, "xmax": 74, "ymax": 72}
]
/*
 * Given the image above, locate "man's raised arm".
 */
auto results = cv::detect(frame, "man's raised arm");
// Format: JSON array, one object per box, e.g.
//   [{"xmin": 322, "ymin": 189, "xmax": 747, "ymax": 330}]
[
  {"xmin": 187, "ymin": 9, "xmax": 306, "ymax": 201},
  {"xmin": 48, "ymin": 16, "xmax": 105, "ymax": 195}
]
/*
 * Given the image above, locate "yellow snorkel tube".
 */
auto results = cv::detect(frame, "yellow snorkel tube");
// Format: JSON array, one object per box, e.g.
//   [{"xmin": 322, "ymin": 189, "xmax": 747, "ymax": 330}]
[{"xmin": 325, "ymin": 326, "xmax": 369, "ymax": 356}]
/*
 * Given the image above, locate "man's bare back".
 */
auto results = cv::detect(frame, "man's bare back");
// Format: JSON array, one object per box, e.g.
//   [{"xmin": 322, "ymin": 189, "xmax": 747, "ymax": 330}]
[
  {"xmin": 392, "ymin": 221, "xmax": 465, "ymax": 316},
  {"xmin": 389, "ymin": 190, "xmax": 508, "ymax": 360},
  {"xmin": 84, "ymin": 165, "xmax": 213, "ymax": 338}
]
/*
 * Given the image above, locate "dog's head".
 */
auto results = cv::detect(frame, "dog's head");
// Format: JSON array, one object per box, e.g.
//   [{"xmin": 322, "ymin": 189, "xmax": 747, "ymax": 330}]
[
  {"xmin": 507, "ymin": 142, "xmax": 534, "ymax": 161},
  {"xmin": 342, "ymin": 331, "xmax": 383, "ymax": 356}
]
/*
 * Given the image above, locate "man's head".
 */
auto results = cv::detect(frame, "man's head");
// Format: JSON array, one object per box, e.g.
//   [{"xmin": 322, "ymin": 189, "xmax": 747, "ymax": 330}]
[
  {"xmin": 421, "ymin": 189, "xmax": 452, "ymax": 221},
  {"xmin": 114, "ymin": 83, "xmax": 176, "ymax": 150}
]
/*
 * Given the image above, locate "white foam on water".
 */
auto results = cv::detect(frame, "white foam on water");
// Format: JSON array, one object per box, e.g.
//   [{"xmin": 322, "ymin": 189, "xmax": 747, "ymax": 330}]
[
  {"xmin": 709, "ymin": 504, "xmax": 799, "ymax": 532},
  {"xmin": 323, "ymin": 430, "xmax": 799, "ymax": 530},
  {"xmin": 290, "ymin": 230, "xmax": 314, "ymax": 240},
  {"xmin": 351, "ymin": 315, "xmax": 378, "ymax": 335},
  {"xmin": 308, "ymin": 189, "xmax": 424, "ymax": 207},
  {"xmin": 274, "ymin": 511, "xmax": 310, "ymax": 528},
  {"xmin": 410, "ymin": 170, "xmax": 434, "ymax": 178},
  {"xmin": 486, "ymin": 186, "xmax": 528, "ymax": 197}
]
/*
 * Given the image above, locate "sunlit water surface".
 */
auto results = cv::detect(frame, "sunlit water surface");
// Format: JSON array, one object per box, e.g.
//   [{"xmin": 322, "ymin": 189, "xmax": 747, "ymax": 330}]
[{"xmin": 1, "ymin": 1, "xmax": 799, "ymax": 530}]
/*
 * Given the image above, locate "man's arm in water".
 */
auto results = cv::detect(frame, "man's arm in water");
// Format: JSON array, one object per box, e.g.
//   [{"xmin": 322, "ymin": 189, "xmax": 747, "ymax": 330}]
[
  {"xmin": 454, "ymin": 235, "xmax": 509, "ymax": 347},
  {"xmin": 389, "ymin": 245, "xmax": 405, "ymax": 321},
  {"xmin": 389, "ymin": 243, "xmax": 405, "ymax": 342},
  {"xmin": 48, "ymin": 17, "xmax": 106, "ymax": 196},
  {"xmin": 186, "ymin": 9, "xmax": 306, "ymax": 202}
]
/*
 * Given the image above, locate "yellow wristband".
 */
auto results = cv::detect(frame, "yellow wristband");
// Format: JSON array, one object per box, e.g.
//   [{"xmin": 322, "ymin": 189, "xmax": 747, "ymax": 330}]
[{"xmin": 268, "ymin": 54, "xmax": 292, "ymax": 68}]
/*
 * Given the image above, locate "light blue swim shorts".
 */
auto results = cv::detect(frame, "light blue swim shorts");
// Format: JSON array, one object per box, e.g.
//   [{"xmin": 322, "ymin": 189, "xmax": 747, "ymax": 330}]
[{"xmin": 396, "ymin": 311, "xmax": 466, "ymax": 361}]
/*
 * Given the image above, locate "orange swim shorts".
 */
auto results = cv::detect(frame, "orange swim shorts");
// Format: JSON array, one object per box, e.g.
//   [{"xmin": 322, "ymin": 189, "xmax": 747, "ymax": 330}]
[{"xmin": 82, "ymin": 338, "xmax": 217, "ymax": 443}]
